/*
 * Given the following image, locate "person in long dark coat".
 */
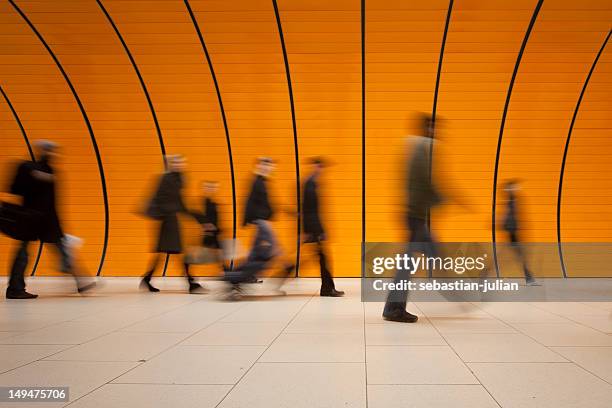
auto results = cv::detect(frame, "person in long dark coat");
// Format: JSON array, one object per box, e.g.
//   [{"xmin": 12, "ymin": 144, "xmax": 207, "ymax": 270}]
[
  {"xmin": 302, "ymin": 158, "xmax": 343, "ymax": 297},
  {"xmin": 141, "ymin": 155, "xmax": 205, "ymax": 293},
  {"xmin": 501, "ymin": 179, "xmax": 537, "ymax": 285},
  {"xmin": 382, "ymin": 114, "xmax": 442, "ymax": 323},
  {"xmin": 5, "ymin": 140, "xmax": 95, "ymax": 299}
]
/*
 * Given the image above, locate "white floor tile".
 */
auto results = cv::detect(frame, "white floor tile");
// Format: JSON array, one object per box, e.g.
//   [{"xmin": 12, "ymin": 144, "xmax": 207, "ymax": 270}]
[
  {"xmin": 0, "ymin": 321, "xmax": 120, "ymax": 345},
  {"xmin": 260, "ymin": 333, "xmax": 365, "ymax": 362},
  {"xmin": 428, "ymin": 316, "xmax": 516, "ymax": 334},
  {"xmin": 218, "ymin": 362, "xmax": 366, "ymax": 408},
  {"xmin": 285, "ymin": 315, "xmax": 364, "ymax": 334},
  {"xmin": 469, "ymin": 362, "xmax": 612, "ymax": 408},
  {"xmin": 368, "ymin": 385, "xmax": 499, "ymax": 408},
  {"xmin": 0, "ymin": 360, "xmax": 136, "ymax": 406},
  {"xmin": 0, "ymin": 344, "xmax": 68, "ymax": 373},
  {"xmin": 68, "ymin": 384, "xmax": 231, "ymax": 408},
  {"xmin": 365, "ymin": 322, "xmax": 445, "ymax": 346},
  {"xmin": 552, "ymin": 347, "xmax": 612, "ymax": 384},
  {"xmin": 366, "ymin": 346, "xmax": 477, "ymax": 384},
  {"xmin": 512, "ymin": 323, "xmax": 612, "ymax": 346},
  {"xmin": 443, "ymin": 333, "xmax": 566, "ymax": 362},
  {"xmin": 114, "ymin": 345, "xmax": 265, "ymax": 384},
  {"xmin": 45, "ymin": 332, "xmax": 187, "ymax": 362},
  {"xmin": 182, "ymin": 322, "xmax": 285, "ymax": 346}
]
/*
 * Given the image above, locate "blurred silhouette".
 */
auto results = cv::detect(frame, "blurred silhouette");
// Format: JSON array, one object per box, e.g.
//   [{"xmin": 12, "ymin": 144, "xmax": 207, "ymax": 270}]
[
  {"xmin": 383, "ymin": 113, "xmax": 442, "ymax": 323},
  {"xmin": 141, "ymin": 155, "xmax": 206, "ymax": 294},
  {"xmin": 3, "ymin": 140, "xmax": 96, "ymax": 299},
  {"xmin": 302, "ymin": 157, "xmax": 344, "ymax": 297},
  {"xmin": 186, "ymin": 180, "xmax": 225, "ymax": 269},
  {"xmin": 224, "ymin": 157, "xmax": 295, "ymax": 299},
  {"xmin": 501, "ymin": 179, "xmax": 538, "ymax": 285}
]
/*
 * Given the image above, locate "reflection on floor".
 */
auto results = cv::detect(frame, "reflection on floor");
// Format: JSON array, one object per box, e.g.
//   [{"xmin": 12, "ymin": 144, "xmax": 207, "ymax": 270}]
[{"xmin": 1, "ymin": 277, "xmax": 611, "ymax": 408}]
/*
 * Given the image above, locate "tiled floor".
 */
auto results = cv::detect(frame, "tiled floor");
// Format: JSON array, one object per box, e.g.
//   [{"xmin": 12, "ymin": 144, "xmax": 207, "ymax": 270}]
[{"xmin": 1, "ymin": 277, "xmax": 611, "ymax": 408}]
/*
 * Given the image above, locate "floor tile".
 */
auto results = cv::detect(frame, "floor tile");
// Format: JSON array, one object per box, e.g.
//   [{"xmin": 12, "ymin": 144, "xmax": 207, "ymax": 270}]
[
  {"xmin": 181, "ymin": 322, "xmax": 285, "ymax": 346},
  {"xmin": 45, "ymin": 332, "xmax": 187, "ymax": 362},
  {"xmin": 218, "ymin": 362, "xmax": 366, "ymax": 408},
  {"xmin": 368, "ymin": 385, "xmax": 499, "ymax": 408},
  {"xmin": 0, "ymin": 360, "xmax": 136, "ymax": 406},
  {"xmin": 444, "ymin": 333, "xmax": 566, "ymax": 362},
  {"xmin": 260, "ymin": 333, "xmax": 364, "ymax": 362},
  {"xmin": 0, "ymin": 344, "xmax": 68, "ymax": 373},
  {"xmin": 0, "ymin": 321, "xmax": 119, "ymax": 345},
  {"xmin": 512, "ymin": 323, "xmax": 612, "ymax": 346},
  {"xmin": 552, "ymin": 347, "xmax": 612, "ymax": 383},
  {"xmin": 366, "ymin": 346, "xmax": 477, "ymax": 384},
  {"xmin": 428, "ymin": 316, "xmax": 516, "ymax": 334},
  {"xmin": 285, "ymin": 315, "xmax": 364, "ymax": 334},
  {"xmin": 114, "ymin": 345, "xmax": 265, "ymax": 384},
  {"xmin": 68, "ymin": 384, "xmax": 231, "ymax": 408},
  {"xmin": 365, "ymin": 322, "xmax": 445, "ymax": 346},
  {"xmin": 469, "ymin": 362, "xmax": 612, "ymax": 408}
]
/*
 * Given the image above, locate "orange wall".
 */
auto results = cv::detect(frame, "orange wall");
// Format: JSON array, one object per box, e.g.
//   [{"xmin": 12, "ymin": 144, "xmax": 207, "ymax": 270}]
[{"xmin": 0, "ymin": 0, "xmax": 610, "ymax": 278}]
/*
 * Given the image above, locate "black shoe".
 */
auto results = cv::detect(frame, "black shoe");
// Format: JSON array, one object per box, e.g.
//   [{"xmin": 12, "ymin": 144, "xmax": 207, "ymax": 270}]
[
  {"xmin": 140, "ymin": 279, "xmax": 160, "ymax": 293},
  {"xmin": 6, "ymin": 291, "xmax": 38, "ymax": 299},
  {"xmin": 320, "ymin": 289, "xmax": 345, "ymax": 297},
  {"xmin": 383, "ymin": 310, "xmax": 418, "ymax": 323},
  {"xmin": 245, "ymin": 275, "xmax": 263, "ymax": 284},
  {"xmin": 77, "ymin": 282, "xmax": 96, "ymax": 293},
  {"xmin": 189, "ymin": 282, "xmax": 208, "ymax": 294}
]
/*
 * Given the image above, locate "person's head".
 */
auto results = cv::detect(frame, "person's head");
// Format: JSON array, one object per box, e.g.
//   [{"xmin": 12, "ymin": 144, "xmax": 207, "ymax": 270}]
[
  {"xmin": 419, "ymin": 113, "xmax": 435, "ymax": 138},
  {"xmin": 34, "ymin": 140, "xmax": 59, "ymax": 162},
  {"xmin": 504, "ymin": 179, "xmax": 520, "ymax": 193},
  {"xmin": 255, "ymin": 156, "xmax": 275, "ymax": 177},
  {"xmin": 202, "ymin": 180, "xmax": 219, "ymax": 195},
  {"xmin": 309, "ymin": 157, "xmax": 325, "ymax": 177},
  {"xmin": 166, "ymin": 154, "xmax": 186, "ymax": 172}
]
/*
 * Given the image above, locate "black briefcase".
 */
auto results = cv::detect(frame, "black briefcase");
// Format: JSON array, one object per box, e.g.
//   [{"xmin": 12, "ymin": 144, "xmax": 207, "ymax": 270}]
[{"xmin": 0, "ymin": 202, "xmax": 41, "ymax": 241}]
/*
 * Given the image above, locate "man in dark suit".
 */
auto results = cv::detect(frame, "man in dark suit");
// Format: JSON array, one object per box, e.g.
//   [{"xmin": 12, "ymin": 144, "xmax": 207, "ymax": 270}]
[
  {"xmin": 5, "ymin": 140, "xmax": 95, "ymax": 299},
  {"xmin": 303, "ymin": 158, "xmax": 343, "ymax": 297}
]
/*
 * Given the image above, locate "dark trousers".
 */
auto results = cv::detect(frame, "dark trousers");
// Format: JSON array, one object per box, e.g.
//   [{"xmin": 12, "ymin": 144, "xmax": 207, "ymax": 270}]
[
  {"xmin": 8, "ymin": 239, "xmax": 78, "ymax": 295},
  {"xmin": 143, "ymin": 253, "xmax": 194, "ymax": 285},
  {"xmin": 310, "ymin": 239, "xmax": 335, "ymax": 293},
  {"xmin": 225, "ymin": 220, "xmax": 275, "ymax": 284},
  {"xmin": 508, "ymin": 230, "xmax": 533, "ymax": 281},
  {"xmin": 383, "ymin": 216, "xmax": 438, "ymax": 316}
]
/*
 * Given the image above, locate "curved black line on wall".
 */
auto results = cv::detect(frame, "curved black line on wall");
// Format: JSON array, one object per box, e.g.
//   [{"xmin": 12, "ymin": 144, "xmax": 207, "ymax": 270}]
[
  {"xmin": 9, "ymin": 0, "xmax": 110, "ymax": 276},
  {"xmin": 272, "ymin": 0, "xmax": 301, "ymax": 276},
  {"xmin": 360, "ymin": 0, "xmax": 366, "ymax": 277},
  {"xmin": 427, "ymin": 0, "xmax": 453, "ymax": 232},
  {"xmin": 0, "ymin": 85, "xmax": 44, "ymax": 276},
  {"xmin": 491, "ymin": 0, "xmax": 543, "ymax": 277},
  {"xmin": 557, "ymin": 29, "xmax": 611, "ymax": 279},
  {"xmin": 95, "ymin": 0, "xmax": 171, "ymax": 276},
  {"xmin": 184, "ymin": 0, "xmax": 237, "ymax": 271}
]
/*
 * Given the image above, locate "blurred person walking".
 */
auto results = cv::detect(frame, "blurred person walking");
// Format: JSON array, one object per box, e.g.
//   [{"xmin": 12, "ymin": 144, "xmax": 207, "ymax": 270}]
[
  {"xmin": 501, "ymin": 179, "xmax": 538, "ymax": 285},
  {"xmin": 224, "ymin": 157, "xmax": 294, "ymax": 297},
  {"xmin": 383, "ymin": 114, "xmax": 442, "ymax": 323},
  {"xmin": 302, "ymin": 158, "xmax": 344, "ymax": 297},
  {"xmin": 3, "ymin": 140, "xmax": 95, "ymax": 299},
  {"xmin": 141, "ymin": 155, "xmax": 206, "ymax": 294}
]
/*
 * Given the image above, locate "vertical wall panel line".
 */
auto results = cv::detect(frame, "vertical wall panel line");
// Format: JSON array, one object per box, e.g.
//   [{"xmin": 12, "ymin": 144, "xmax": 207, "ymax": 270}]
[
  {"xmin": 272, "ymin": 0, "xmax": 301, "ymax": 275},
  {"xmin": 427, "ymin": 0, "xmax": 454, "ymax": 233},
  {"xmin": 491, "ymin": 0, "xmax": 543, "ymax": 277},
  {"xmin": 361, "ymin": 0, "xmax": 366, "ymax": 276},
  {"xmin": 557, "ymin": 29, "xmax": 611, "ymax": 279},
  {"xmin": 9, "ymin": 0, "xmax": 110, "ymax": 277},
  {"xmin": 0, "ymin": 85, "xmax": 43, "ymax": 276},
  {"xmin": 95, "ymin": 0, "xmax": 171, "ymax": 276},
  {"xmin": 184, "ymin": 0, "xmax": 237, "ymax": 270}
]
